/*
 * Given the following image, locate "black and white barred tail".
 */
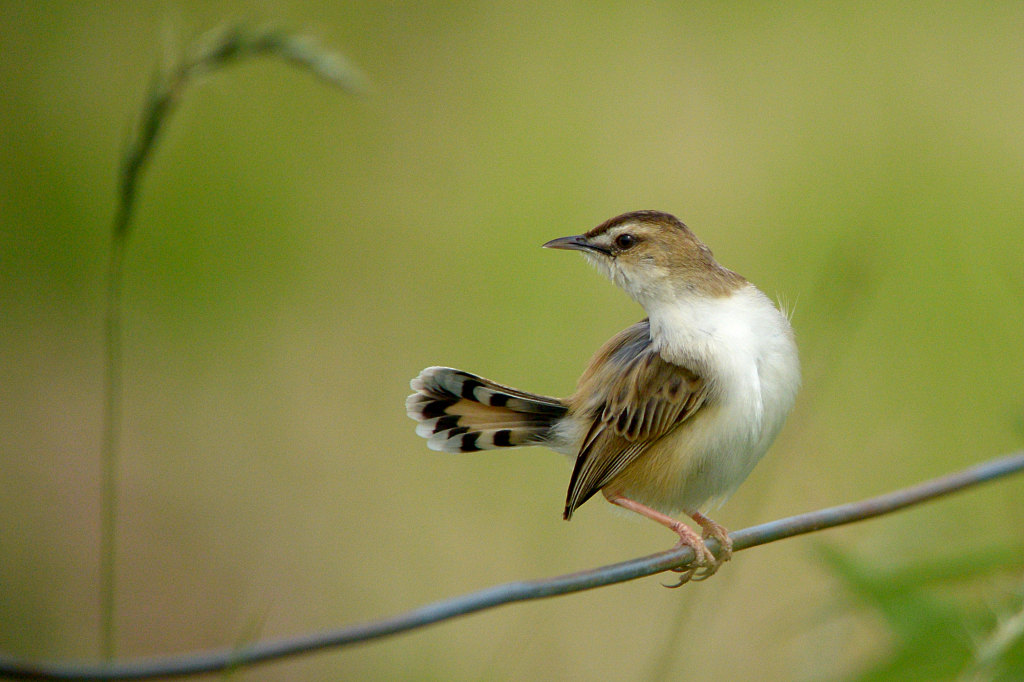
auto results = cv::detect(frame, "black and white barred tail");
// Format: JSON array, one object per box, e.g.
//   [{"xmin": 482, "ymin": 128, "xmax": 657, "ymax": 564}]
[{"xmin": 406, "ymin": 367, "xmax": 568, "ymax": 452}]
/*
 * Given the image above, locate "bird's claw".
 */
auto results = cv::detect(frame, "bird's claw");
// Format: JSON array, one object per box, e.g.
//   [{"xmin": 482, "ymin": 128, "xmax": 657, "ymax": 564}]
[
  {"xmin": 662, "ymin": 536, "xmax": 720, "ymax": 588},
  {"xmin": 661, "ymin": 525, "xmax": 735, "ymax": 588}
]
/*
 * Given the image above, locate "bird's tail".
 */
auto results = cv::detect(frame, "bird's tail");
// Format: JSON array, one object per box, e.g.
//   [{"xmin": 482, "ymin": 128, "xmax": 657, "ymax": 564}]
[{"xmin": 406, "ymin": 366, "xmax": 567, "ymax": 452}]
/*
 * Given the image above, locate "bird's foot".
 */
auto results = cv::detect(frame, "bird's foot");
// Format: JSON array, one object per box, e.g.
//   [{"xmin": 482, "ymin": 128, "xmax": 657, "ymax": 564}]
[
  {"xmin": 672, "ymin": 511, "xmax": 733, "ymax": 584},
  {"xmin": 667, "ymin": 509, "xmax": 733, "ymax": 585},
  {"xmin": 603, "ymin": 494, "xmax": 731, "ymax": 588},
  {"xmin": 663, "ymin": 520, "xmax": 717, "ymax": 588}
]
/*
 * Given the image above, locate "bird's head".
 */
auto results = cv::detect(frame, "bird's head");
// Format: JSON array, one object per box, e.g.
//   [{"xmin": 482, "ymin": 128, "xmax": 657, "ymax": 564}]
[{"xmin": 544, "ymin": 210, "xmax": 743, "ymax": 306}]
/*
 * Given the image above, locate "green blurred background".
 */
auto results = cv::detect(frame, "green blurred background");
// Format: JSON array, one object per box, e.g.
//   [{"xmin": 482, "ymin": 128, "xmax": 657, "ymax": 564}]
[{"xmin": 2, "ymin": 2, "xmax": 1023, "ymax": 680}]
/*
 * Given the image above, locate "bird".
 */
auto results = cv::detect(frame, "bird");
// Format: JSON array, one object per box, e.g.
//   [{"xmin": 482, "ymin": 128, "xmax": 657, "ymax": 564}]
[{"xmin": 406, "ymin": 210, "xmax": 800, "ymax": 584}]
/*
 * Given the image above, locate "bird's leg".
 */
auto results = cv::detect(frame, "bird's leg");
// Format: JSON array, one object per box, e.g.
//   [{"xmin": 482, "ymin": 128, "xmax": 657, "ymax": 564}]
[
  {"xmin": 685, "ymin": 510, "xmax": 733, "ymax": 582},
  {"xmin": 604, "ymin": 493, "xmax": 716, "ymax": 587}
]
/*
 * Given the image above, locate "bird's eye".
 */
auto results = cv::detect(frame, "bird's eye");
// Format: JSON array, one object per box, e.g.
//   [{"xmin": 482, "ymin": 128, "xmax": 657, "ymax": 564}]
[{"xmin": 614, "ymin": 233, "xmax": 637, "ymax": 250}]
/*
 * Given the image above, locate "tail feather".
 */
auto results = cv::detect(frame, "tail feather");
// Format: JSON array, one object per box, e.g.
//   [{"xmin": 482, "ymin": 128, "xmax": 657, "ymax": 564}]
[{"xmin": 406, "ymin": 367, "xmax": 567, "ymax": 452}]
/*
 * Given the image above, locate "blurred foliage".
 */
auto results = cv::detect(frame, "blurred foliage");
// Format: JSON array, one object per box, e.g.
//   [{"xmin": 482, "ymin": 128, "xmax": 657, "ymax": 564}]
[
  {"xmin": 1, "ymin": 2, "xmax": 1023, "ymax": 680},
  {"xmin": 819, "ymin": 544, "xmax": 1024, "ymax": 681}
]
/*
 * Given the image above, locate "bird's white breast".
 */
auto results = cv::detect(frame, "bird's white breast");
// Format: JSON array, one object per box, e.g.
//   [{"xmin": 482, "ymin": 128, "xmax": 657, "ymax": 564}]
[{"xmin": 629, "ymin": 283, "xmax": 800, "ymax": 512}]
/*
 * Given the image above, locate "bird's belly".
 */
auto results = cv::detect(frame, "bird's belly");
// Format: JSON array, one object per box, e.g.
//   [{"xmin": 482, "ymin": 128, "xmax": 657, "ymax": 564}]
[{"xmin": 605, "ymin": 401, "xmax": 771, "ymax": 515}]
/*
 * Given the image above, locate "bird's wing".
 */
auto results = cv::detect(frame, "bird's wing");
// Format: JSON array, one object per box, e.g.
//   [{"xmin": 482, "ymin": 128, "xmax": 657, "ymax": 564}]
[{"xmin": 563, "ymin": 320, "xmax": 708, "ymax": 519}]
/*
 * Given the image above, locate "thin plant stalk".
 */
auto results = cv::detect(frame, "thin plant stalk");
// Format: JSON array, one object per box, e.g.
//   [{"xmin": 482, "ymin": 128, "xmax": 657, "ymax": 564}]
[
  {"xmin": 99, "ymin": 222, "xmax": 127, "ymax": 661},
  {"xmin": 97, "ymin": 22, "xmax": 362, "ymax": 660}
]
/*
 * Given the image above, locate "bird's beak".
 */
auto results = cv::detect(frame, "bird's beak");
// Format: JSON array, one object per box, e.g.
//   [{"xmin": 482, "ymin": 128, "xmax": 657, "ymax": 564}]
[{"xmin": 542, "ymin": 234, "xmax": 610, "ymax": 256}]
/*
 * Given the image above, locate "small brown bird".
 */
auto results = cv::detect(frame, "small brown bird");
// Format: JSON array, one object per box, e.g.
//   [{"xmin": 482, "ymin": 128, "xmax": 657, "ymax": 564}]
[{"xmin": 406, "ymin": 211, "xmax": 799, "ymax": 582}]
